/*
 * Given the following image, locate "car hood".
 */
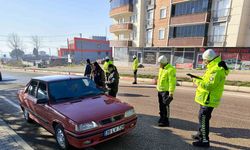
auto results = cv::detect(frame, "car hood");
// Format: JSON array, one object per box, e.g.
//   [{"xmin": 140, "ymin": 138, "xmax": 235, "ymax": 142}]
[{"xmin": 51, "ymin": 95, "xmax": 132, "ymax": 124}]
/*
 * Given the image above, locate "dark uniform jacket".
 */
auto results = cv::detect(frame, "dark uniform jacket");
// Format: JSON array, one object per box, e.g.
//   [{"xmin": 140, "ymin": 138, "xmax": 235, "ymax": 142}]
[{"xmin": 106, "ymin": 70, "xmax": 119, "ymax": 92}]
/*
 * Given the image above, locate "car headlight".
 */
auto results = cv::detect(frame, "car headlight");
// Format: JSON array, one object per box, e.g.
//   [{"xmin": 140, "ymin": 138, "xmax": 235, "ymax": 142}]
[
  {"xmin": 75, "ymin": 121, "xmax": 98, "ymax": 132},
  {"xmin": 125, "ymin": 109, "xmax": 135, "ymax": 118}
]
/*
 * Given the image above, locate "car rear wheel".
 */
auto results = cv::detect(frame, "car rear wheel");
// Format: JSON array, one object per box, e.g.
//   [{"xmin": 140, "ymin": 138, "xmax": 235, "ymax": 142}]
[
  {"xmin": 55, "ymin": 124, "xmax": 70, "ymax": 150},
  {"xmin": 23, "ymin": 108, "xmax": 32, "ymax": 123}
]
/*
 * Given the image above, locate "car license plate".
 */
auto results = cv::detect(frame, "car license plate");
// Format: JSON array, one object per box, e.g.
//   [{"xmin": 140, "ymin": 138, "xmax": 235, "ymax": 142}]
[{"xmin": 104, "ymin": 124, "xmax": 125, "ymax": 137}]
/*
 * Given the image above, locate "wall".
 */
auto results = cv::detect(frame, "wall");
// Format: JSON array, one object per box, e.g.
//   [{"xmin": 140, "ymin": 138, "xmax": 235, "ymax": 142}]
[
  {"xmin": 153, "ymin": 0, "xmax": 170, "ymax": 47},
  {"xmin": 225, "ymin": 0, "xmax": 244, "ymax": 47},
  {"xmin": 75, "ymin": 38, "xmax": 111, "ymax": 50},
  {"xmin": 236, "ymin": 0, "xmax": 250, "ymax": 47},
  {"xmin": 135, "ymin": 0, "xmax": 146, "ymax": 47}
]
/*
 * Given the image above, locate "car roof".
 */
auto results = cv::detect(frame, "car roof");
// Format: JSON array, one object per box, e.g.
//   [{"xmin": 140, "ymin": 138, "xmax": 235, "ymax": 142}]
[{"xmin": 32, "ymin": 75, "xmax": 85, "ymax": 82}]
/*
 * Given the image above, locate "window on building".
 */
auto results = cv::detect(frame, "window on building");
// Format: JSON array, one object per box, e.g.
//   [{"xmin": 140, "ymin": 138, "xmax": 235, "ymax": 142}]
[
  {"xmin": 110, "ymin": 0, "xmax": 134, "ymax": 10},
  {"xmin": 159, "ymin": 29, "xmax": 165, "ymax": 40},
  {"xmin": 147, "ymin": 10, "xmax": 154, "ymax": 20},
  {"xmin": 146, "ymin": 29, "xmax": 153, "ymax": 43},
  {"xmin": 160, "ymin": 8, "xmax": 167, "ymax": 19},
  {"xmin": 172, "ymin": 0, "xmax": 209, "ymax": 17},
  {"xmin": 169, "ymin": 24, "xmax": 208, "ymax": 38},
  {"xmin": 118, "ymin": 34, "xmax": 125, "ymax": 40},
  {"xmin": 130, "ymin": 14, "xmax": 137, "ymax": 23},
  {"xmin": 133, "ymin": 31, "xmax": 137, "ymax": 40},
  {"xmin": 118, "ymin": 18, "xmax": 125, "ymax": 24}
]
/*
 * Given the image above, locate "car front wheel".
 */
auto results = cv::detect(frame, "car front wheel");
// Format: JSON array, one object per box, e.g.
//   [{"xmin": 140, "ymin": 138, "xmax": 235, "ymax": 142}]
[
  {"xmin": 23, "ymin": 108, "xmax": 32, "ymax": 123},
  {"xmin": 55, "ymin": 124, "xmax": 70, "ymax": 150}
]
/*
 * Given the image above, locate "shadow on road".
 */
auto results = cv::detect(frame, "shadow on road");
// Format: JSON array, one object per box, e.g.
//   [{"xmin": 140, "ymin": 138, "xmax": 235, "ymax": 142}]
[
  {"xmin": 118, "ymin": 93, "xmax": 150, "ymax": 97},
  {"xmin": 94, "ymin": 114, "xmax": 246, "ymax": 150},
  {"xmin": 120, "ymin": 85, "xmax": 155, "ymax": 89}
]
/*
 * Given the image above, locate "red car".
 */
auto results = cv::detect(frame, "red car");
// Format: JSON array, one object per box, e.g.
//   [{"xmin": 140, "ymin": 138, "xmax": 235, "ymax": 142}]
[{"xmin": 18, "ymin": 75, "xmax": 137, "ymax": 149}]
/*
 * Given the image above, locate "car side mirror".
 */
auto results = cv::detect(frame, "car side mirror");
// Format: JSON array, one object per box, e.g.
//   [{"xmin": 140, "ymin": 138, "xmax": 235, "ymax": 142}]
[{"xmin": 37, "ymin": 98, "xmax": 48, "ymax": 104}]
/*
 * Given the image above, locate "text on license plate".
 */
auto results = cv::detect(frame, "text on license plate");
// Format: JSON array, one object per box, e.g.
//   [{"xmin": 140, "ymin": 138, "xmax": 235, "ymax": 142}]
[{"xmin": 104, "ymin": 124, "xmax": 125, "ymax": 137}]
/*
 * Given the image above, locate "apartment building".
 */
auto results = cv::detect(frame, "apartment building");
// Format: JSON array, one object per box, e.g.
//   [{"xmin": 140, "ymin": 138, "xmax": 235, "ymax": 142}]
[{"xmin": 109, "ymin": 0, "xmax": 250, "ymax": 70}]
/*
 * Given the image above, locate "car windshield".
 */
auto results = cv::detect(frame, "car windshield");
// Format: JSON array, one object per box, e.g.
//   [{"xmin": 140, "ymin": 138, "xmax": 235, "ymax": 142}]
[{"xmin": 48, "ymin": 78, "xmax": 103, "ymax": 103}]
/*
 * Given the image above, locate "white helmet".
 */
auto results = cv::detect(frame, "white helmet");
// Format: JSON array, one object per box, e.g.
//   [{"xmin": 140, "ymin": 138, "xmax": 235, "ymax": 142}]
[
  {"xmin": 158, "ymin": 55, "xmax": 168, "ymax": 64},
  {"xmin": 202, "ymin": 49, "xmax": 217, "ymax": 61},
  {"xmin": 133, "ymin": 55, "xmax": 137, "ymax": 59},
  {"xmin": 105, "ymin": 56, "xmax": 110, "ymax": 60}
]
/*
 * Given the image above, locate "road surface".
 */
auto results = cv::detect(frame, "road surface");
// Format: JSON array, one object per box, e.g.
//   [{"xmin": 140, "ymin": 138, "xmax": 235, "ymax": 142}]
[{"xmin": 0, "ymin": 70, "xmax": 250, "ymax": 150}]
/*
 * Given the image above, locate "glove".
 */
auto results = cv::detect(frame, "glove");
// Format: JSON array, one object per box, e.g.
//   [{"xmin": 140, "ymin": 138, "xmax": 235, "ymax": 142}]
[
  {"xmin": 218, "ymin": 61, "xmax": 228, "ymax": 70},
  {"xmin": 163, "ymin": 95, "xmax": 173, "ymax": 105}
]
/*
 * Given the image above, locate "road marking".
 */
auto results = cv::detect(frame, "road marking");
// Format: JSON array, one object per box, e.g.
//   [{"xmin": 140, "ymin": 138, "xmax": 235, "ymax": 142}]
[{"xmin": 0, "ymin": 96, "xmax": 21, "ymax": 111}]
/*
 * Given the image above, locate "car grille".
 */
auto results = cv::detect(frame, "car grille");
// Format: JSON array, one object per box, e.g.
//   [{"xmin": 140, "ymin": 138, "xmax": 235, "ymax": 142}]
[{"xmin": 100, "ymin": 114, "xmax": 124, "ymax": 125}]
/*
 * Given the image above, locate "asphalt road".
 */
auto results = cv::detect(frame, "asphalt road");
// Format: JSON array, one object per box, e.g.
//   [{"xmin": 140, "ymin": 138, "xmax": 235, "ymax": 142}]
[{"xmin": 0, "ymin": 70, "xmax": 250, "ymax": 150}]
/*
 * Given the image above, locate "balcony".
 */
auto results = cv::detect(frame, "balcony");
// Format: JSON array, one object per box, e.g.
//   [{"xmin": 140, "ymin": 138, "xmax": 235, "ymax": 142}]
[
  {"xmin": 110, "ymin": 5, "xmax": 133, "ymax": 18},
  {"xmin": 168, "ymin": 37, "xmax": 206, "ymax": 47},
  {"xmin": 170, "ymin": 13, "xmax": 209, "ymax": 25},
  {"xmin": 110, "ymin": 40, "xmax": 132, "ymax": 47},
  {"xmin": 110, "ymin": 23, "xmax": 133, "ymax": 33}
]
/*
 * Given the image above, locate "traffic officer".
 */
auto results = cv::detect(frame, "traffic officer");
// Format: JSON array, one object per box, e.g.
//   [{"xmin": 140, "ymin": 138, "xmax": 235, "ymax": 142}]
[
  {"xmin": 132, "ymin": 55, "xmax": 139, "ymax": 84},
  {"xmin": 157, "ymin": 55, "xmax": 176, "ymax": 127},
  {"xmin": 106, "ymin": 64, "xmax": 119, "ymax": 97},
  {"xmin": 190, "ymin": 49, "xmax": 229, "ymax": 147},
  {"xmin": 103, "ymin": 56, "xmax": 113, "ymax": 80}
]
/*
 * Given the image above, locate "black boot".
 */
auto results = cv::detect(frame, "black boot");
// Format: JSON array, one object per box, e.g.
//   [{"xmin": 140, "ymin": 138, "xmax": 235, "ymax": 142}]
[
  {"xmin": 158, "ymin": 119, "xmax": 169, "ymax": 127},
  {"xmin": 132, "ymin": 81, "xmax": 137, "ymax": 84},
  {"xmin": 192, "ymin": 140, "xmax": 210, "ymax": 147}
]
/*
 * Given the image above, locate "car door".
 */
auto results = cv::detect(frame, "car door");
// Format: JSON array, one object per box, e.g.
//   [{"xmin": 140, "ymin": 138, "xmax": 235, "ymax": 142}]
[
  {"xmin": 23, "ymin": 80, "xmax": 39, "ymax": 116},
  {"xmin": 34, "ymin": 82, "xmax": 52, "ymax": 131}
]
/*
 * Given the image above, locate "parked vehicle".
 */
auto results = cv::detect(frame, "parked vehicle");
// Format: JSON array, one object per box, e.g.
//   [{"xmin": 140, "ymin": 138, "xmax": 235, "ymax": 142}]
[
  {"xmin": 0, "ymin": 71, "xmax": 2, "ymax": 81},
  {"xmin": 17, "ymin": 75, "xmax": 137, "ymax": 149}
]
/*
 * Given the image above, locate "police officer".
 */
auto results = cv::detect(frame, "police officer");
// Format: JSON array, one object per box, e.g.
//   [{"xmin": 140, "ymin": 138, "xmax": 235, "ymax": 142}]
[
  {"xmin": 106, "ymin": 64, "xmax": 119, "ymax": 97},
  {"xmin": 190, "ymin": 49, "xmax": 229, "ymax": 147},
  {"xmin": 157, "ymin": 55, "xmax": 176, "ymax": 127},
  {"xmin": 132, "ymin": 55, "xmax": 139, "ymax": 84},
  {"xmin": 103, "ymin": 56, "xmax": 113, "ymax": 80},
  {"xmin": 84, "ymin": 59, "xmax": 92, "ymax": 78}
]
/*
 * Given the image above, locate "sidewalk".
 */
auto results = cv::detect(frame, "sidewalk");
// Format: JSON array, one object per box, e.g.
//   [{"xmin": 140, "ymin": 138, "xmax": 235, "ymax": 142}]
[{"xmin": 0, "ymin": 118, "xmax": 33, "ymax": 150}]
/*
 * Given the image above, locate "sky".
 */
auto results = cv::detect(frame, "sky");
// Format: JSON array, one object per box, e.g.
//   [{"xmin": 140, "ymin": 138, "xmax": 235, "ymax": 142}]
[{"xmin": 0, "ymin": 0, "xmax": 111, "ymax": 56}]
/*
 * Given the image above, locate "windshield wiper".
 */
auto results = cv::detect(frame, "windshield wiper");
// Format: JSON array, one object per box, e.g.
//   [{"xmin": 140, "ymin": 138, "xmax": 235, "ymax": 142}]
[{"xmin": 78, "ymin": 92, "xmax": 102, "ymax": 99}]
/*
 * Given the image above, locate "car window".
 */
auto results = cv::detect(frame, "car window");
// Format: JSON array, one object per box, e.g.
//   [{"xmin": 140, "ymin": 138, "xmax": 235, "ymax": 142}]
[
  {"xmin": 48, "ymin": 78, "xmax": 103, "ymax": 103},
  {"xmin": 27, "ymin": 81, "xmax": 38, "ymax": 97},
  {"xmin": 37, "ymin": 82, "xmax": 48, "ymax": 100}
]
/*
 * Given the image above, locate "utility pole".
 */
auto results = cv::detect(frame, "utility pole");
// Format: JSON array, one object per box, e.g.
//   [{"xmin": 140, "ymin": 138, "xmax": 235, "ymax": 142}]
[{"xmin": 49, "ymin": 48, "xmax": 51, "ymax": 57}]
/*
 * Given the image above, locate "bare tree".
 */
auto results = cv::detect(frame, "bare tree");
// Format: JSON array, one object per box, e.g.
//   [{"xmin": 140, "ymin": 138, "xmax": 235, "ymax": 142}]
[
  {"xmin": 8, "ymin": 33, "xmax": 24, "ymax": 60},
  {"xmin": 31, "ymin": 35, "xmax": 41, "ymax": 57},
  {"xmin": 8, "ymin": 33, "xmax": 22, "ymax": 50}
]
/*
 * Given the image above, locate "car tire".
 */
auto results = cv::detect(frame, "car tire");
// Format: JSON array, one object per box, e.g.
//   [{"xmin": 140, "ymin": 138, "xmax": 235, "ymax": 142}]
[
  {"xmin": 55, "ymin": 124, "xmax": 70, "ymax": 150},
  {"xmin": 23, "ymin": 108, "xmax": 32, "ymax": 123}
]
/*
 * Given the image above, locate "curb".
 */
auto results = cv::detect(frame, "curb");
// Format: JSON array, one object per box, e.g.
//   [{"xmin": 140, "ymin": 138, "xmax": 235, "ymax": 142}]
[
  {"xmin": 3, "ymin": 67, "xmax": 250, "ymax": 93},
  {"xmin": 0, "ymin": 118, "xmax": 33, "ymax": 150}
]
